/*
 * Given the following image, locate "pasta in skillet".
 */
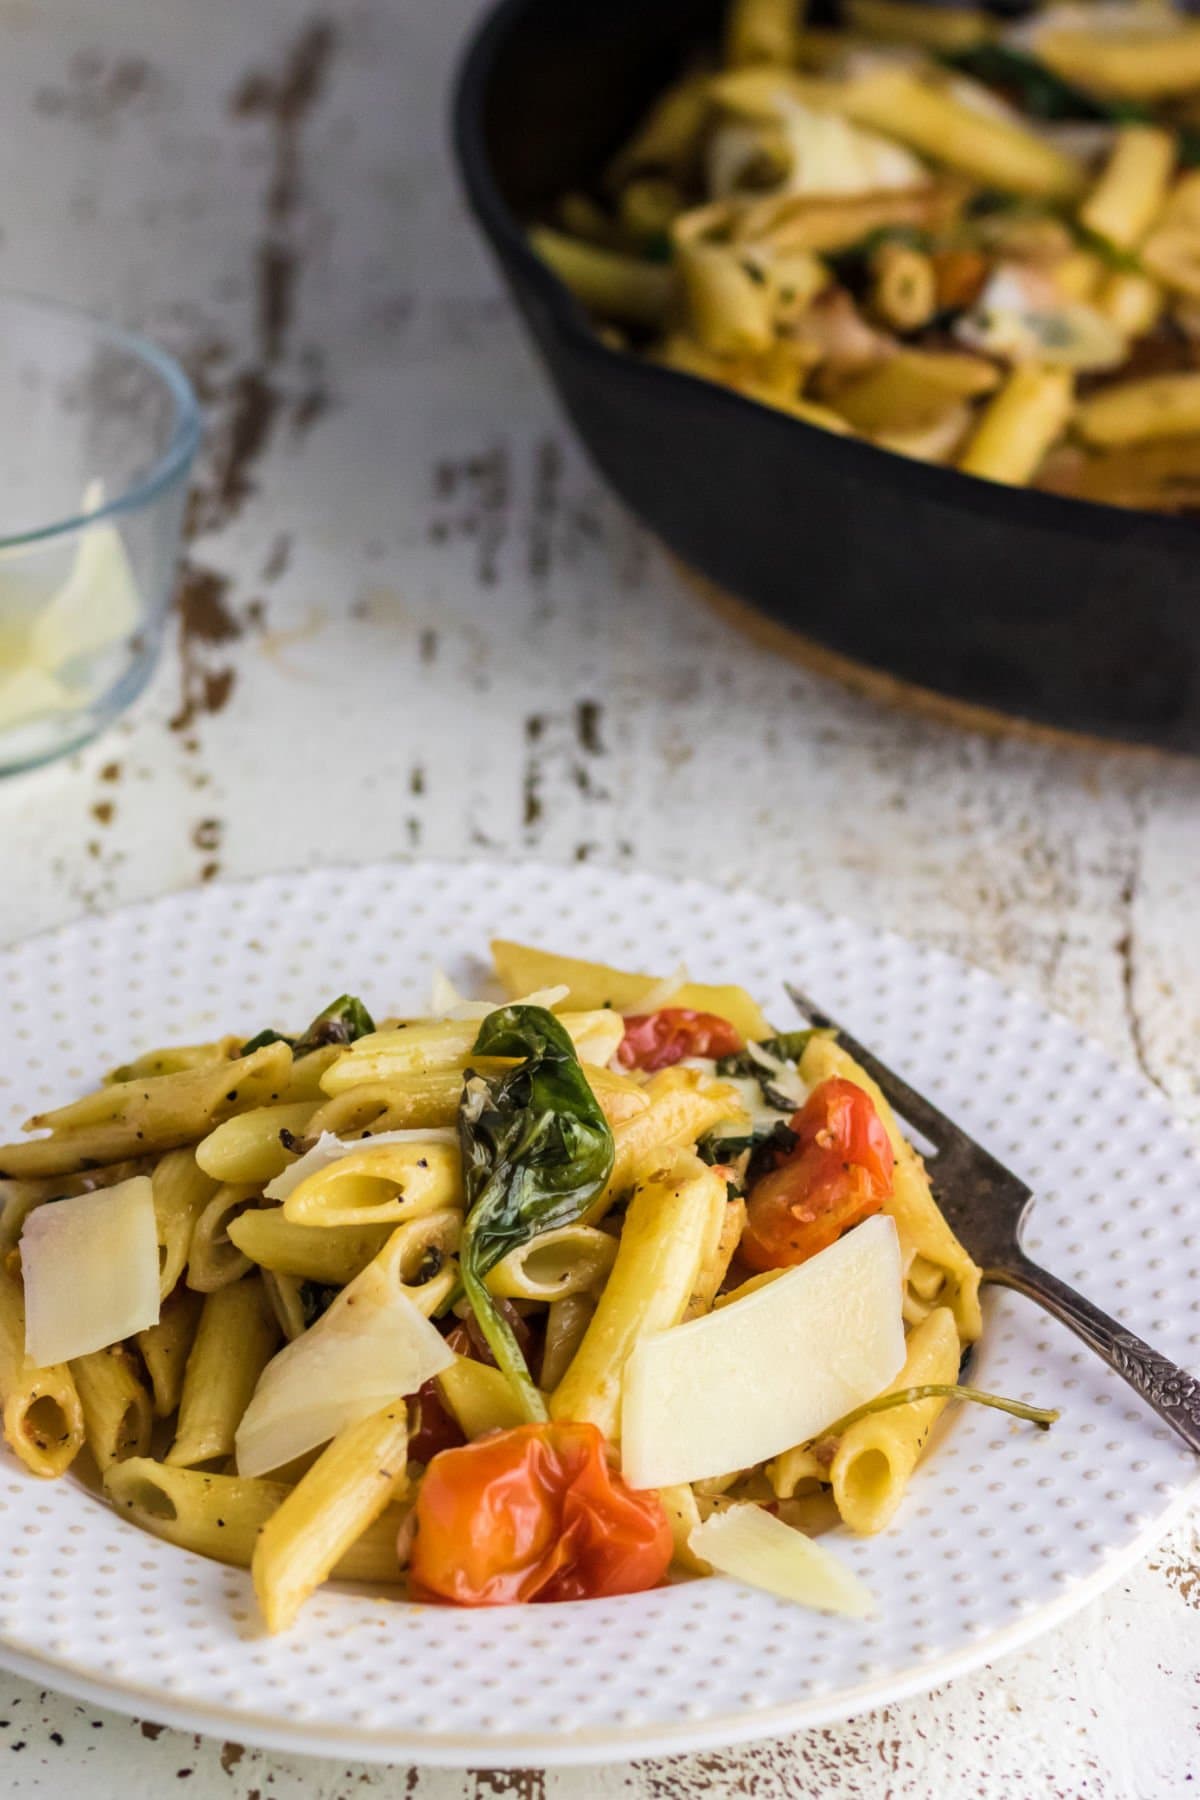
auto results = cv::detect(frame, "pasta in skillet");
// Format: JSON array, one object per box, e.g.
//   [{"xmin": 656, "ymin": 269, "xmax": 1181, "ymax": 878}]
[
  {"xmin": 0, "ymin": 947, "xmax": 1054, "ymax": 1632},
  {"xmin": 532, "ymin": 0, "xmax": 1200, "ymax": 513}
]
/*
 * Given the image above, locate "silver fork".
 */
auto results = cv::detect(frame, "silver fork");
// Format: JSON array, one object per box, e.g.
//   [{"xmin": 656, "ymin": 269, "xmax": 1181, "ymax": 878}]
[{"xmin": 786, "ymin": 984, "xmax": 1200, "ymax": 1456}]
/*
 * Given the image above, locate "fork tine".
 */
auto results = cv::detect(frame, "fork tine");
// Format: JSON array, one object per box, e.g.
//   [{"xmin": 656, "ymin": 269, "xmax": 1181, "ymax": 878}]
[{"xmin": 784, "ymin": 982, "xmax": 985, "ymax": 1159}]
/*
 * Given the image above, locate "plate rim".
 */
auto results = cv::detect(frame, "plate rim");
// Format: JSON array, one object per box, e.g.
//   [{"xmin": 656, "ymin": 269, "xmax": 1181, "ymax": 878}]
[{"xmin": 0, "ymin": 854, "xmax": 1197, "ymax": 1768}]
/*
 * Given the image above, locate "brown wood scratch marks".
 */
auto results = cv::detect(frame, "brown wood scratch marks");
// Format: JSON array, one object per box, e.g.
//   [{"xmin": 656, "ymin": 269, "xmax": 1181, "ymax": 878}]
[
  {"xmin": 171, "ymin": 566, "xmax": 241, "ymax": 734},
  {"xmin": 467, "ymin": 1771, "xmax": 546, "ymax": 1800}
]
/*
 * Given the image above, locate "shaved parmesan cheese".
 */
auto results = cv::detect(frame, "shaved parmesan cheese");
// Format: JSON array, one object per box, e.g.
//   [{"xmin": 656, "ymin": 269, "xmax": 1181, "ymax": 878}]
[
  {"xmin": 235, "ymin": 1266, "xmax": 454, "ymax": 1476},
  {"xmin": 27, "ymin": 482, "xmax": 141, "ymax": 671},
  {"xmin": 620, "ymin": 1214, "xmax": 905, "ymax": 1488},
  {"xmin": 427, "ymin": 967, "xmax": 572, "ymax": 1022},
  {"xmin": 21, "ymin": 1176, "xmax": 159, "ymax": 1365},
  {"xmin": 626, "ymin": 966, "xmax": 689, "ymax": 1015},
  {"xmin": 690, "ymin": 1505, "xmax": 874, "ymax": 1617},
  {"xmin": 0, "ymin": 665, "xmax": 78, "ymax": 732},
  {"xmin": 263, "ymin": 1128, "xmax": 458, "ymax": 1203}
]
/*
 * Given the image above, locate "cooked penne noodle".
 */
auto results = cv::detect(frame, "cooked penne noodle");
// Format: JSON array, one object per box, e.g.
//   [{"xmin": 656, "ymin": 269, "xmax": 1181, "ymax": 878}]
[
  {"xmin": 0, "ymin": 1041, "xmax": 293, "ymax": 1180},
  {"xmin": 539, "ymin": 1291, "xmax": 596, "ymax": 1393},
  {"xmin": 1077, "ymin": 372, "xmax": 1200, "ymax": 448},
  {"xmin": 252, "ymin": 1400, "xmax": 409, "ymax": 1632},
  {"xmin": 658, "ymin": 1481, "xmax": 711, "ymax": 1574},
  {"xmin": 195, "ymin": 1101, "xmax": 318, "ymax": 1185},
  {"xmin": 438, "ymin": 1356, "xmax": 528, "ymax": 1439},
  {"xmin": 550, "ymin": 1151, "xmax": 725, "ymax": 1436},
  {"xmin": 1095, "ymin": 269, "xmax": 1164, "ymax": 338},
  {"xmin": 104, "ymin": 1457, "xmax": 408, "ymax": 1581},
  {"xmin": 606, "ymin": 72, "xmax": 712, "ymax": 186},
  {"xmin": 186, "ymin": 1183, "xmax": 261, "ymax": 1291},
  {"xmin": 152, "ymin": 1149, "xmax": 219, "ymax": 1299},
  {"xmin": 678, "ymin": 241, "xmax": 776, "ymax": 357},
  {"xmin": 281, "ymin": 1140, "xmax": 461, "ymax": 1228},
  {"xmin": 0, "ymin": 1265, "xmax": 84, "ymax": 1478},
  {"xmin": 485, "ymin": 1223, "xmax": 617, "ymax": 1302},
  {"xmin": 685, "ymin": 1196, "xmax": 747, "ymax": 1320},
  {"xmin": 261, "ymin": 1268, "xmax": 312, "ymax": 1341},
  {"xmin": 70, "ymin": 1344, "xmax": 154, "ymax": 1470},
  {"xmin": 307, "ymin": 1058, "xmax": 640, "ymax": 1133},
  {"xmin": 1036, "ymin": 22, "xmax": 1200, "ymax": 102},
  {"xmin": 136, "ymin": 1285, "xmax": 204, "ymax": 1417},
  {"xmin": 319, "ymin": 1012, "xmax": 622, "ymax": 1093},
  {"xmin": 1079, "ymin": 126, "xmax": 1176, "ymax": 252},
  {"xmin": 845, "ymin": 0, "xmax": 991, "ymax": 53},
  {"xmin": 527, "ymin": 228, "xmax": 674, "ymax": 329},
  {"xmin": 226, "ymin": 1208, "xmax": 392, "ymax": 1284},
  {"xmin": 798, "ymin": 1037, "xmax": 983, "ymax": 1340},
  {"xmin": 957, "ymin": 366, "xmax": 1074, "ymax": 487},
  {"xmin": 600, "ymin": 1068, "xmax": 748, "ymax": 1216},
  {"xmin": 868, "ymin": 241, "xmax": 937, "ymax": 332},
  {"xmin": 829, "ymin": 1305, "xmax": 961, "ymax": 1533},
  {"xmin": 167, "ymin": 1276, "xmax": 279, "ymax": 1468},
  {"xmin": 489, "ymin": 940, "xmax": 771, "ymax": 1040},
  {"xmin": 107, "ymin": 1037, "xmax": 243, "ymax": 1082}
]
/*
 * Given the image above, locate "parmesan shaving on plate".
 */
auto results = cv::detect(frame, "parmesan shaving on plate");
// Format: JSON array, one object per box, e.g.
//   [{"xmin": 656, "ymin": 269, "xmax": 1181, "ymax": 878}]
[
  {"xmin": 624, "ymin": 966, "xmax": 689, "ymax": 1015},
  {"xmin": 621, "ymin": 1214, "xmax": 905, "ymax": 1488},
  {"xmin": 427, "ymin": 967, "xmax": 571, "ymax": 1021},
  {"xmin": 689, "ymin": 1504, "xmax": 874, "ymax": 1617},
  {"xmin": 263, "ymin": 1128, "xmax": 458, "ymax": 1203},
  {"xmin": 235, "ymin": 1263, "xmax": 454, "ymax": 1476},
  {"xmin": 20, "ymin": 1175, "xmax": 159, "ymax": 1365}
]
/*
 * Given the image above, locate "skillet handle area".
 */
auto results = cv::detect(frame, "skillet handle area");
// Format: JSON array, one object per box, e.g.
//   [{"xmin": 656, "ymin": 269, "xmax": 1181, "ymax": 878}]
[{"xmin": 992, "ymin": 1252, "xmax": 1200, "ymax": 1455}]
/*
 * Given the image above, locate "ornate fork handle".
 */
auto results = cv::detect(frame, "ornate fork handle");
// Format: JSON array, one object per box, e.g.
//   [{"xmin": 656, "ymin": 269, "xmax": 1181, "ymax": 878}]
[{"xmin": 993, "ymin": 1253, "xmax": 1200, "ymax": 1455}]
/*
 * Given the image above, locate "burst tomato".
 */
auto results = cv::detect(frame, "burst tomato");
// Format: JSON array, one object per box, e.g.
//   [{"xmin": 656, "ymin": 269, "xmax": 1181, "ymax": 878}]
[
  {"xmin": 409, "ymin": 1420, "xmax": 673, "ymax": 1606},
  {"xmin": 740, "ymin": 1076, "xmax": 894, "ymax": 1271},
  {"xmin": 617, "ymin": 1008, "xmax": 743, "ymax": 1072}
]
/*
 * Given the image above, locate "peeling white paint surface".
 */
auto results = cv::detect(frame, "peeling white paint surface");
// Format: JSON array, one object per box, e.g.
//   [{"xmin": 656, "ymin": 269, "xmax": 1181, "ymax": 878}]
[{"xmin": 0, "ymin": 0, "xmax": 1198, "ymax": 1794}]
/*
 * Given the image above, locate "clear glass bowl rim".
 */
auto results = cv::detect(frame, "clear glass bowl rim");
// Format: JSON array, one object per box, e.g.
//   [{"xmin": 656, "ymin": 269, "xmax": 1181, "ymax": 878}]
[{"xmin": 0, "ymin": 289, "xmax": 202, "ymax": 551}]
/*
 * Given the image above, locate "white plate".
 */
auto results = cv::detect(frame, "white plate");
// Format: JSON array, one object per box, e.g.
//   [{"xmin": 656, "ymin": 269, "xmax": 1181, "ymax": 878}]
[{"xmin": 0, "ymin": 860, "xmax": 1196, "ymax": 1768}]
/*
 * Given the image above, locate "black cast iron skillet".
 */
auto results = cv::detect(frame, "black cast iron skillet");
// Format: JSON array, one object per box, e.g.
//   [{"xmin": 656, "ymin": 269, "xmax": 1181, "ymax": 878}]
[{"xmin": 453, "ymin": 0, "xmax": 1200, "ymax": 751}]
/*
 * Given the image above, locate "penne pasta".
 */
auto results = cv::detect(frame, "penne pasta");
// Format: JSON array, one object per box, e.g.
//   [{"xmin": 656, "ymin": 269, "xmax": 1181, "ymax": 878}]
[
  {"xmin": 549, "ymin": 1151, "xmax": 726, "ymax": 1436},
  {"xmin": 1076, "ymin": 373, "xmax": 1200, "ymax": 448},
  {"xmin": 195, "ymin": 1101, "xmax": 318, "ymax": 1185},
  {"xmin": 437, "ymin": 1356, "xmax": 528, "ymax": 1439},
  {"xmin": 600, "ymin": 1068, "xmax": 748, "ymax": 1216},
  {"xmin": 152, "ymin": 1149, "xmax": 218, "ymax": 1299},
  {"xmin": 0, "ymin": 1041, "xmax": 293, "ymax": 1180},
  {"xmin": 798, "ymin": 1036, "xmax": 983, "ymax": 1340},
  {"xmin": 167, "ymin": 1276, "xmax": 279, "ymax": 1468},
  {"xmin": 725, "ymin": 0, "xmax": 797, "ymax": 68},
  {"xmin": 0, "ymin": 1265, "xmax": 84, "ymax": 1478},
  {"xmin": 136, "ymin": 1285, "xmax": 204, "ymax": 1418},
  {"xmin": 104, "ymin": 1457, "xmax": 408, "ymax": 1581},
  {"xmin": 829, "ymin": 1305, "xmax": 961, "ymax": 1533},
  {"xmin": 1079, "ymin": 126, "xmax": 1176, "ymax": 253},
  {"xmin": 685, "ymin": 1196, "xmax": 747, "ymax": 1320},
  {"xmin": 226, "ymin": 1208, "xmax": 392, "ymax": 1284},
  {"xmin": 186, "ymin": 1183, "xmax": 261, "ymax": 1292},
  {"xmin": 957, "ymin": 365, "xmax": 1074, "ymax": 488},
  {"xmin": 484, "ymin": 1223, "xmax": 617, "ymax": 1302},
  {"xmin": 252, "ymin": 1400, "xmax": 409, "ymax": 1632},
  {"xmin": 281, "ymin": 1140, "xmax": 461, "ymax": 1229},
  {"xmin": 70, "ymin": 1344, "xmax": 154, "ymax": 1470},
  {"xmin": 539, "ymin": 1291, "xmax": 596, "ymax": 1393}
]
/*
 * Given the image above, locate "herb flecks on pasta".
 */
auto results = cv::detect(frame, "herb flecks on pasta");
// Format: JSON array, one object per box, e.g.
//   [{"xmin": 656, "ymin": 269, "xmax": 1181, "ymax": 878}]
[
  {"xmin": 0, "ymin": 941, "xmax": 1053, "ymax": 1633},
  {"xmin": 531, "ymin": 0, "xmax": 1200, "ymax": 512}
]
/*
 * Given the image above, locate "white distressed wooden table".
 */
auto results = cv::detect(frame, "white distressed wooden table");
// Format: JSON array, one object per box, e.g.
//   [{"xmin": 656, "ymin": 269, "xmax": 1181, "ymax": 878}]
[{"xmin": 1, "ymin": 0, "xmax": 1198, "ymax": 1793}]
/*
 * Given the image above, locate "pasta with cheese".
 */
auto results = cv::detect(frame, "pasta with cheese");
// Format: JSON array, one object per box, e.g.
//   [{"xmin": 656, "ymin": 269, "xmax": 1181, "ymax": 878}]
[{"xmin": 0, "ymin": 937, "xmax": 1053, "ymax": 1632}]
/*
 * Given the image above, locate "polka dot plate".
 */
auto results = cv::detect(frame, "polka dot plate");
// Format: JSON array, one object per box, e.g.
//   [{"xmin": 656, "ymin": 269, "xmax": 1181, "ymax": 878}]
[{"xmin": 0, "ymin": 861, "xmax": 1196, "ymax": 1767}]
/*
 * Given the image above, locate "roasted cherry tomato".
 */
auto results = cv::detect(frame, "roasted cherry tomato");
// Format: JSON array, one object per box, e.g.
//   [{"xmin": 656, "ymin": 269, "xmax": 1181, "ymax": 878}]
[
  {"xmin": 740, "ymin": 1076, "xmax": 894, "ymax": 1271},
  {"xmin": 617, "ymin": 1008, "xmax": 743, "ymax": 1072},
  {"xmin": 409, "ymin": 1420, "xmax": 673, "ymax": 1606}
]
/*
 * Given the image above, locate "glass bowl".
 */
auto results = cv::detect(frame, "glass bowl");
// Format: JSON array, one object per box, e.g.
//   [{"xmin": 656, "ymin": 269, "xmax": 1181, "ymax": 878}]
[{"xmin": 0, "ymin": 292, "xmax": 201, "ymax": 775}]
